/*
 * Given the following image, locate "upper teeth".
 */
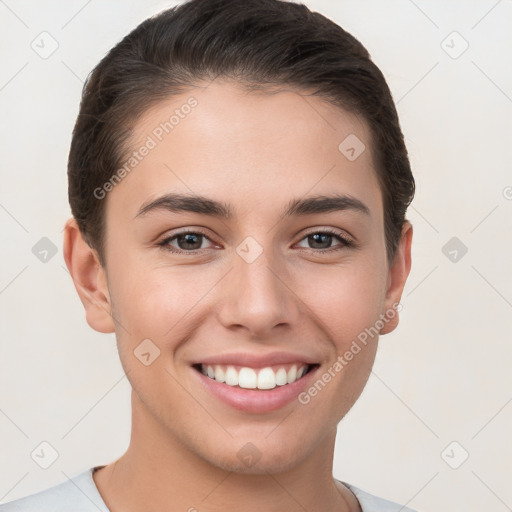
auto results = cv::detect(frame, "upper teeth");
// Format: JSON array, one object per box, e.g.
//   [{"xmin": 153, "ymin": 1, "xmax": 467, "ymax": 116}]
[{"xmin": 200, "ymin": 364, "xmax": 309, "ymax": 389}]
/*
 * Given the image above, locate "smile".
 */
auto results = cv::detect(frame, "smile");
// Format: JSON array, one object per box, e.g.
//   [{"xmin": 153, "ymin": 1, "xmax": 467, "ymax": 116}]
[
  {"xmin": 191, "ymin": 353, "xmax": 321, "ymax": 413},
  {"xmin": 197, "ymin": 363, "xmax": 313, "ymax": 390}
]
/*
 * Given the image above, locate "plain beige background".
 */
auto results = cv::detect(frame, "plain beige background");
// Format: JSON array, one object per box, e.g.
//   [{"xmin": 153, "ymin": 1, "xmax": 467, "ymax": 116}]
[{"xmin": 1, "ymin": 1, "xmax": 511, "ymax": 511}]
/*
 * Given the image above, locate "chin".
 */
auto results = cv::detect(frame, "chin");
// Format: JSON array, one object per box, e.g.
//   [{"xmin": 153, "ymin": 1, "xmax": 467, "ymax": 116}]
[{"xmin": 199, "ymin": 439, "xmax": 307, "ymax": 475}]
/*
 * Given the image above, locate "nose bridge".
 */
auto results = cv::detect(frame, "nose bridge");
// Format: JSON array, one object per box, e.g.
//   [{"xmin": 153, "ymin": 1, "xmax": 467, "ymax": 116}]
[{"xmin": 218, "ymin": 236, "xmax": 299, "ymax": 336}]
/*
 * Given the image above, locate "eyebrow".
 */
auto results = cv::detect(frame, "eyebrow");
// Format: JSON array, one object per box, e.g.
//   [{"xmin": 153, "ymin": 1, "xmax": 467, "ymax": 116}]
[{"xmin": 134, "ymin": 192, "xmax": 370, "ymax": 220}]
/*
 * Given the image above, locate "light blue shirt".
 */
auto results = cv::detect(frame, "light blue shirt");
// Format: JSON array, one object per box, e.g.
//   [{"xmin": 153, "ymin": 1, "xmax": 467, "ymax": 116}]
[{"xmin": 0, "ymin": 467, "xmax": 419, "ymax": 511}]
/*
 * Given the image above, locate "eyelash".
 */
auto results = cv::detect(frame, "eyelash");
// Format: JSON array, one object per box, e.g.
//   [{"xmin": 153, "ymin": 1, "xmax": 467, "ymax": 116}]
[{"xmin": 157, "ymin": 228, "xmax": 355, "ymax": 255}]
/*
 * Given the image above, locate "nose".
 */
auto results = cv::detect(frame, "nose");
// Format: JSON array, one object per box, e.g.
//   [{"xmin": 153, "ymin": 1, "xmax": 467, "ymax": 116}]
[{"xmin": 216, "ymin": 245, "xmax": 301, "ymax": 339}]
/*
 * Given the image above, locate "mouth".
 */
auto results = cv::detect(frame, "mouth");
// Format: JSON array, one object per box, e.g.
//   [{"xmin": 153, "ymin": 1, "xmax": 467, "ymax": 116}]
[
  {"xmin": 193, "ymin": 363, "xmax": 318, "ymax": 390},
  {"xmin": 191, "ymin": 360, "xmax": 320, "ymax": 413}
]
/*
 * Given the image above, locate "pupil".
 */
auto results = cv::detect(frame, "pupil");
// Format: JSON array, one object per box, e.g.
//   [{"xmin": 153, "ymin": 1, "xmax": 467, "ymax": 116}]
[
  {"xmin": 310, "ymin": 233, "xmax": 330, "ymax": 249},
  {"xmin": 180, "ymin": 233, "xmax": 201, "ymax": 249}
]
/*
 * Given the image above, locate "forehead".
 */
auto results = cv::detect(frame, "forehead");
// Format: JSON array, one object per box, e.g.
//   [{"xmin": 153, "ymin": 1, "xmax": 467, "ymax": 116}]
[{"xmin": 107, "ymin": 79, "xmax": 382, "ymax": 224}]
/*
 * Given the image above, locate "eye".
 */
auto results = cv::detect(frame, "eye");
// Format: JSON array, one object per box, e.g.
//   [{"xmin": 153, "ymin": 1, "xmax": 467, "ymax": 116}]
[
  {"xmin": 295, "ymin": 229, "xmax": 354, "ymax": 252},
  {"xmin": 158, "ymin": 230, "xmax": 216, "ymax": 253}
]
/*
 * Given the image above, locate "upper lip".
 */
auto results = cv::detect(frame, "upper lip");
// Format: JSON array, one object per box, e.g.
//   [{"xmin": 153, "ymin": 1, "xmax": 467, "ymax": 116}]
[{"xmin": 192, "ymin": 351, "xmax": 319, "ymax": 368}]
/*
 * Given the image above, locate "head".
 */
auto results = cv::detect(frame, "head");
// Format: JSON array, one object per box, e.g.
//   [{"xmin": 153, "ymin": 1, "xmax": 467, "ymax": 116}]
[{"xmin": 64, "ymin": 0, "xmax": 414, "ymax": 475}]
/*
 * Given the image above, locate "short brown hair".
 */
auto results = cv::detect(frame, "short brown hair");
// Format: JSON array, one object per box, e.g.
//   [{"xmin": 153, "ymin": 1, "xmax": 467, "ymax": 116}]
[{"xmin": 68, "ymin": 0, "xmax": 415, "ymax": 266}]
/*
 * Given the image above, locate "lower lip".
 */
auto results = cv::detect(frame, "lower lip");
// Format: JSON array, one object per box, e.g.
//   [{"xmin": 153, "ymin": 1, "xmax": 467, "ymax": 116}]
[{"xmin": 194, "ymin": 366, "xmax": 319, "ymax": 414}]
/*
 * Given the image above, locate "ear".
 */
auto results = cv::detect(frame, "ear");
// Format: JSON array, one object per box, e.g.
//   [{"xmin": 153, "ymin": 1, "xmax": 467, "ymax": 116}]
[
  {"xmin": 63, "ymin": 217, "xmax": 115, "ymax": 334},
  {"xmin": 380, "ymin": 221, "xmax": 413, "ymax": 335}
]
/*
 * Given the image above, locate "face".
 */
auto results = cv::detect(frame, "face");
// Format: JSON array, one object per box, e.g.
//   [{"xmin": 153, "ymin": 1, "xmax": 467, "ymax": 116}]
[{"xmin": 76, "ymin": 79, "xmax": 411, "ymax": 474}]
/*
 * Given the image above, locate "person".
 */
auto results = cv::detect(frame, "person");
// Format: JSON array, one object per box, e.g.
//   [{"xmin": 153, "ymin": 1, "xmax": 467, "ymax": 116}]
[{"xmin": 0, "ymin": 0, "xmax": 418, "ymax": 510}]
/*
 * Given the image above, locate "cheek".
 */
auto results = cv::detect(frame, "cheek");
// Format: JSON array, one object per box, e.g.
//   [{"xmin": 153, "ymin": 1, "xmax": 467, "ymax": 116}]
[
  {"xmin": 107, "ymin": 266, "xmax": 205, "ymax": 400},
  {"xmin": 293, "ymin": 261, "xmax": 387, "ymax": 345},
  {"xmin": 110, "ymin": 267, "xmax": 203, "ymax": 336},
  {"xmin": 296, "ymin": 267, "xmax": 385, "ymax": 417},
  {"xmin": 107, "ymin": 257, "xmax": 227, "ymax": 373}
]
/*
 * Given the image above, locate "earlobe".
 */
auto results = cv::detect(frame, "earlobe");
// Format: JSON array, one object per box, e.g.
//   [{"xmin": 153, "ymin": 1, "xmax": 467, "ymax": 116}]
[
  {"xmin": 63, "ymin": 218, "xmax": 116, "ymax": 334},
  {"xmin": 380, "ymin": 221, "xmax": 413, "ymax": 335}
]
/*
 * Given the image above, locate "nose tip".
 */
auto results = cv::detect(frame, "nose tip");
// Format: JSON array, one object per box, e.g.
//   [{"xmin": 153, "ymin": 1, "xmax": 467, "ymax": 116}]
[{"xmin": 217, "ymin": 249, "xmax": 299, "ymax": 337}]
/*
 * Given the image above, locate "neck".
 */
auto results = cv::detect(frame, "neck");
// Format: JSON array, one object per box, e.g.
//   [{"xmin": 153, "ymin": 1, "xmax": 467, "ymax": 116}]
[{"xmin": 93, "ymin": 390, "xmax": 360, "ymax": 512}]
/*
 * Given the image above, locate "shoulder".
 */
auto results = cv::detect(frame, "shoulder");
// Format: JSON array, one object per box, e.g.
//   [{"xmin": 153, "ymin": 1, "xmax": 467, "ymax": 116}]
[
  {"xmin": 339, "ymin": 480, "xmax": 420, "ymax": 512},
  {"xmin": 0, "ymin": 468, "xmax": 109, "ymax": 512}
]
